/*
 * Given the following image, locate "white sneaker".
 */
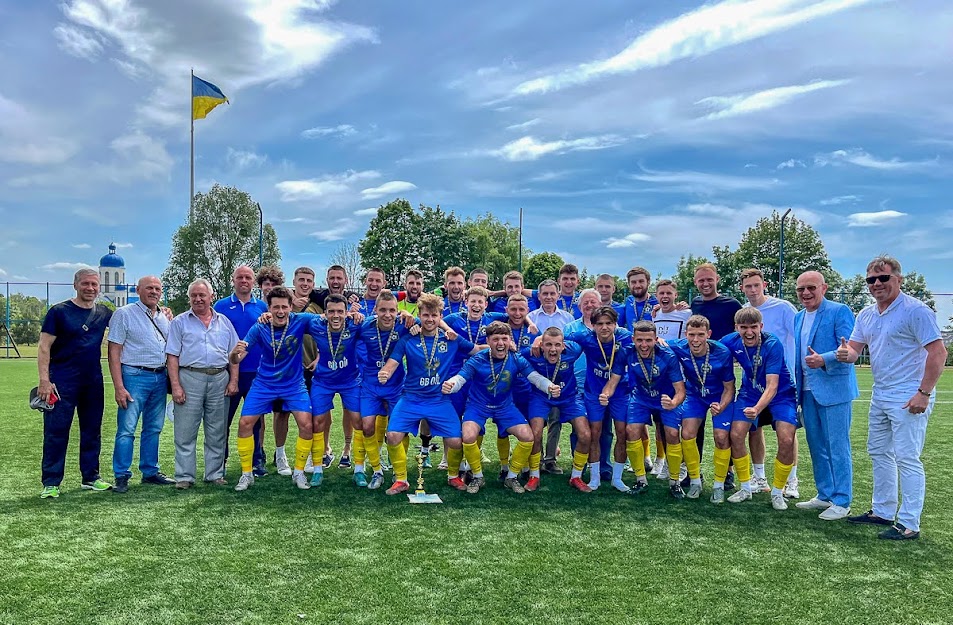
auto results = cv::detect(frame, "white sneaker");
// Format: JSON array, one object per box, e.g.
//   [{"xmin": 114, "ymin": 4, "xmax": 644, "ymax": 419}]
[
  {"xmin": 292, "ymin": 471, "xmax": 310, "ymax": 490},
  {"xmin": 772, "ymin": 493, "xmax": 788, "ymax": 510},
  {"xmin": 783, "ymin": 477, "xmax": 800, "ymax": 499},
  {"xmin": 304, "ymin": 454, "xmax": 315, "ymax": 474},
  {"xmin": 727, "ymin": 488, "xmax": 752, "ymax": 504},
  {"xmin": 587, "ymin": 479, "xmax": 600, "ymax": 491},
  {"xmin": 795, "ymin": 497, "xmax": 832, "ymax": 511},
  {"xmin": 234, "ymin": 473, "xmax": 254, "ymax": 492},
  {"xmin": 687, "ymin": 483, "xmax": 702, "ymax": 499},
  {"xmin": 819, "ymin": 505, "xmax": 851, "ymax": 521},
  {"xmin": 624, "ymin": 459, "xmax": 633, "ymax": 473},
  {"xmin": 752, "ymin": 476, "xmax": 770, "ymax": 493},
  {"xmin": 275, "ymin": 452, "xmax": 292, "ymax": 476},
  {"xmin": 679, "ymin": 462, "xmax": 688, "ymax": 483},
  {"xmin": 612, "ymin": 480, "xmax": 630, "ymax": 493},
  {"xmin": 437, "ymin": 459, "xmax": 449, "ymax": 470},
  {"xmin": 710, "ymin": 486, "xmax": 725, "ymax": 504},
  {"xmin": 654, "ymin": 459, "xmax": 668, "ymax": 480}
]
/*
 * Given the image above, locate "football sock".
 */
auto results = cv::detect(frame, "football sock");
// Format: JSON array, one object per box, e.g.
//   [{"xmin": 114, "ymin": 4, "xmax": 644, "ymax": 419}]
[
  {"xmin": 667, "ymin": 441, "xmax": 683, "ymax": 481},
  {"xmin": 311, "ymin": 432, "xmax": 325, "ymax": 473},
  {"xmin": 294, "ymin": 436, "xmax": 310, "ymax": 471},
  {"xmin": 237, "ymin": 435, "xmax": 254, "ymax": 473},
  {"xmin": 352, "ymin": 430, "xmax": 366, "ymax": 467},
  {"xmin": 497, "ymin": 436, "xmax": 511, "ymax": 465},
  {"xmin": 387, "ymin": 441, "xmax": 408, "ymax": 482},
  {"xmin": 734, "ymin": 453, "xmax": 752, "ymax": 491},
  {"xmin": 529, "ymin": 451, "xmax": 542, "ymax": 478},
  {"xmin": 507, "ymin": 441, "xmax": 532, "ymax": 478},
  {"xmin": 626, "ymin": 440, "xmax": 646, "ymax": 477},
  {"xmin": 773, "ymin": 458, "xmax": 794, "ymax": 491},
  {"xmin": 363, "ymin": 431, "xmax": 382, "ymax": 473},
  {"xmin": 713, "ymin": 447, "xmax": 731, "ymax": 485},
  {"xmin": 463, "ymin": 442, "xmax": 483, "ymax": 477},
  {"xmin": 447, "ymin": 447, "xmax": 463, "ymax": 478},
  {"xmin": 682, "ymin": 437, "xmax": 700, "ymax": 479},
  {"xmin": 753, "ymin": 463, "xmax": 766, "ymax": 480}
]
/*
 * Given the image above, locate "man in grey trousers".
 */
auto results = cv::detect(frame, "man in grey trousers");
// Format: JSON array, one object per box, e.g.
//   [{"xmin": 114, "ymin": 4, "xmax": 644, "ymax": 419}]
[{"xmin": 165, "ymin": 278, "xmax": 239, "ymax": 488}]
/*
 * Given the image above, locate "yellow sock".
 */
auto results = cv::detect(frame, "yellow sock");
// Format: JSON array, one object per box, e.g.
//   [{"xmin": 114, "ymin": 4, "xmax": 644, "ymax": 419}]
[
  {"xmin": 626, "ymin": 440, "xmax": 645, "ymax": 477},
  {"xmin": 654, "ymin": 437, "xmax": 665, "ymax": 461},
  {"xmin": 463, "ymin": 442, "xmax": 483, "ymax": 475},
  {"xmin": 387, "ymin": 441, "xmax": 408, "ymax": 482},
  {"xmin": 713, "ymin": 447, "xmax": 731, "ymax": 483},
  {"xmin": 375, "ymin": 415, "xmax": 387, "ymax": 448},
  {"xmin": 294, "ymin": 436, "xmax": 311, "ymax": 471},
  {"xmin": 682, "ymin": 437, "xmax": 700, "ymax": 479},
  {"xmin": 363, "ymin": 430, "xmax": 382, "ymax": 473},
  {"xmin": 509, "ymin": 441, "xmax": 532, "ymax": 474},
  {"xmin": 572, "ymin": 450, "xmax": 588, "ymax": 472},
  {"xmin": 237, "ymin": 435, "xmax": 255, "ymax": 473},
  {"xmin": 666, "ymin": 441, "xmax": 682, "ymax": 481},
  {"xmin": 402, "ymin": 436, "xmax": 410, "ymax": 453},
  {"xmin": 447, "ymin": 447, "xmax": 463, "ymax": 477},
  {"xmin": 352, "ymin": 430, "xmax": 366, "ymax": 466},
  {"xmin": 773, "ymin": 458, "xmax": 794, "ymax": 490},
  {"xmin": 734, "ymin": 453, "xmax": 752, "ymax": 483},
  {"xmin": 497, "ymin": 436, "xmax": 511, "ymax": 465},
  {"xmin": 311, "ymin": 431, "xmax": 325, "ymax": 466},
  {"xmin": 642, "ymin": 436, "xmax": 651, "ymax": 459},
  {"xmin": 529, "ymin": 452, "xmax": 542, "ymax": 472},
  {"xmin": 477, "ymin": 434, "xmax": 484, "ymax": 448}
]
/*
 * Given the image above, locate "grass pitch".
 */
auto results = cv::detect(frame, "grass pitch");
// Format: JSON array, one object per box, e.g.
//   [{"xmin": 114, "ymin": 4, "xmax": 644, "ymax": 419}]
[{"xmin": 1, "ymin": 360, "xmax": 951, "ymax": 625}]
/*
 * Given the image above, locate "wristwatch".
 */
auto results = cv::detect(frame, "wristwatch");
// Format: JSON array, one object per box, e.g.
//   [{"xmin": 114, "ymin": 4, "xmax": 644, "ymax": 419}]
[{"xmin": 917, "ymin": 388, "xmax": 931, "ymax": 397}]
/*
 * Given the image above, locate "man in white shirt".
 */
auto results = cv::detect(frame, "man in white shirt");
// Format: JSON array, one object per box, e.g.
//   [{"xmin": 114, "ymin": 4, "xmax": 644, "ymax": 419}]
[
  {"xmin": 740, "ymin": 268, "xmax": 799, "ymax": 497},
  {"xmin": 528, "ymin": 279, "xmax": 575, "ymax": 333},
  {"xmin": 839, "ymin": 255, "xmax": 945, "ymax": 540},
  {"xmin": 653, "ymin": 279, "xmax": 690, "ymax": 341}
]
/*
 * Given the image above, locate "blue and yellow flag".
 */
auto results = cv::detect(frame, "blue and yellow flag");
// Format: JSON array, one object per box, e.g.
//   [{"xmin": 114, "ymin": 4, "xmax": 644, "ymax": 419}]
[{"xmin": 192, "ymin": 74, "xmax": 228, "ymax": 120}]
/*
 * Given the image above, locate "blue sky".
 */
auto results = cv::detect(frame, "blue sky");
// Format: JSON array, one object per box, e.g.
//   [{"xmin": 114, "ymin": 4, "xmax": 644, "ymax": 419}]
[{"xmin": 1, "ymin": 0, "xmax": 952, "ymax": 319}]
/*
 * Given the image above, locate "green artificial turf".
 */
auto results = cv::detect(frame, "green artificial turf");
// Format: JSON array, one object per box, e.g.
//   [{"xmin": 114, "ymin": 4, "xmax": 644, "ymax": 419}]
[{"xmin": 1, "ymin": 361, "xmax": 951, "ymax": 624}]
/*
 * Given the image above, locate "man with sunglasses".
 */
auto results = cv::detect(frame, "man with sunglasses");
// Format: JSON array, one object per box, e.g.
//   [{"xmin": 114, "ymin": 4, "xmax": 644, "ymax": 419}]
[{"xmin": 838, "ymin": 256, "xmax": 945, "ymax": 540}]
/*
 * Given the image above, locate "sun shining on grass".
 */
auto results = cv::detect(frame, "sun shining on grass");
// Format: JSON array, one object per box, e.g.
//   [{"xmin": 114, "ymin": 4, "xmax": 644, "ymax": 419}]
[{"xmin": 1, "ymin": 361, "xmax": 952, "ymax": 624}]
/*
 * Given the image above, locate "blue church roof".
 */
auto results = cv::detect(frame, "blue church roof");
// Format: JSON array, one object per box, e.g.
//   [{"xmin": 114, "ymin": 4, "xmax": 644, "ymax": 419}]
[{"xmin": 99, "ymin": 243, "xmax": 124, "ymax": 268}]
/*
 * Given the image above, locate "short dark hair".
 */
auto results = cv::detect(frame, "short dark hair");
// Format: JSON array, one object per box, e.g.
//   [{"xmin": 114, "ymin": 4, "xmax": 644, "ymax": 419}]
[
  {"xmin": 590, "ymin": 305, "xmax": 618, "ymax": 325},
  {"xmin": 266, "ymin": 286, "xmax": 293, "ymax": 305},
  {"xmin": 325, "ymin": 293, "xmax": 348, "ymax": 309},
  {"xmin": 633, "ymin": 320, "xmax": 656, "ymax": 334},
  {"xmin": 484, "ymin": 321, "xmax": 512, "ymax": 338},
  {"xmin": 559, "ymin": 263, "xmax": 579, "ymax": 277}
]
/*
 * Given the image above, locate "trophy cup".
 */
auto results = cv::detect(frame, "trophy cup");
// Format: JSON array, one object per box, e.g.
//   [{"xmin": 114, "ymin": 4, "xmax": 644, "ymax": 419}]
[{"xmin": 407, "ymin": 443, "xmax": 442, "ymax": 504}]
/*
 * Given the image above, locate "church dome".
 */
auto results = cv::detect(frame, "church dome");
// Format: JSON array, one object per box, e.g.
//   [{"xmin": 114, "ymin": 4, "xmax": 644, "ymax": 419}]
[{"xmin": 99, "ymin": 243, "xmax": 124, "ymax": 268}]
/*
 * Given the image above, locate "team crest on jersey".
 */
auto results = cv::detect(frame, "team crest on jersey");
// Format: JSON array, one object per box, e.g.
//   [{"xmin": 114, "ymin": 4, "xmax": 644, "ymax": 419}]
[
  {"xmin": 701, "ymin": 362, "xmax": 712, "ymax": 374},
  {"xmin": 652, "ymin": 365, "xmax": 660, "ymax": 377},
  {"xmin": 559, "ymin": 362, "xmax": 569, "ymax": 371},
  {"xmin": 438, "ymin": 341, "xmax": 448, "ymax": 353},
  {"xmin": 752, "ymin": 355, "xmax": 762, "ymax": 367}
]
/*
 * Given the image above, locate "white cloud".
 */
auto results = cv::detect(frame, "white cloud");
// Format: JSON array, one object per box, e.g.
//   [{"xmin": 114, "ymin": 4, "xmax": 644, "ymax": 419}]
[
  {"xmin": 13, "ymin": 275, "xmax": 30, "ymax": 281},
  {"xmin": 776, "ymin": 159, "xmax": 807, "ymax": 170},
  {"xmin": 603, "ymin": 232, "xmax": 652, "ymax": 249},
  {"xmin": 360, "ymin": 181, "xmax": 417, "ymax": 200},
  {"xmin": 226, "ymin": 148, "xmax": 267, "ymax": 170},
  {"xmin": 0, "ymin": 93, "xmax": 78, "ymax": 165},
  {"xmin": 552, "ymin": 217, "xmax": 617, "ymax": 233},
  {"xmin": 272, "ymin": 216, "xmax": 319, "ymax": 224},
  {"xmin": 505, "ymin": 118, "xmax": 542, "ymax": 131},
  {"xmin": 301, "ymin": 124, "xmax": 358, "ymax": 139},
  {"xmin": 276, "ymin": 170, "xmax": 380, "ymax": 202},
  {"xmin": 108, "ymin": 131, "xmax": 173, "ymax": 181},
  {"xmin": 72, "ymin": 243, "xmax": 92, "ymax": 249},
  {"xmin": 354, "ymin": 207, "xmax": 379, "ymax": 216},
  {"xmin": 683, "ymin": 203, "xmax": 737, "ymax": 217},
  {"xmin": 309, "ymin": 218, "xmax": 358, "ymax": 242},
  {"xmin": 494, "ymin": 135, "xmax": 625, "ymax": 161},
  {"xmin": 114, "ymin": 242, "xmax": 134, "ymax": 249},
  {"xmin": 53, "ymin": 23, "xmax": 104, "ymax": 60},
  {"xmin": 814, "ymin": 148, "xmax": 936, "ymax": 171},
  {"xmin": 819, "ymin": 194, "xmax": 861, "ymax": 206},
  {"xmin": 40, "ymin": 262, "xmax": 95, "ymax": 271},
  {"xmin": 698, "ymin": 79, "xmax": 850, "ymax": 120},
  {"xmin": 630, "ymin": 167, "xmax": 781, "ymax": 192},
  {"xmin": 0, "ymin": 267, "xmax": 7, "ymax": 276},
  {"xmin": 512, "ymin": 0, "xmax": 874, "ymax": 96},
  {"xmin": 847, "ymin": 210, "xmax": 907, "ymax": 227}
]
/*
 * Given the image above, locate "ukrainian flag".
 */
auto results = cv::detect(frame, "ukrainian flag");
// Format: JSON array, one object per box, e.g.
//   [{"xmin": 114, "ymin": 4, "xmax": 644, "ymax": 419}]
[{"xmin": 192, "ymin": 74, "xmax": 228, "ymax": 120}]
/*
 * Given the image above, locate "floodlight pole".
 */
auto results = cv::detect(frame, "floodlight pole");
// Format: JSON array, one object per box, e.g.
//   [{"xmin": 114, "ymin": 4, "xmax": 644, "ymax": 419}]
[
  {"xmin": 257, "ymin": 202, "xmax": 264, "ymax": 269},
  {"xmin": 778, "ymin": 208, "xmax": 792, "ymax": 298},
  {"xmin": 518, "ymin": 207, "xmax": 523, "ymax": 272}
]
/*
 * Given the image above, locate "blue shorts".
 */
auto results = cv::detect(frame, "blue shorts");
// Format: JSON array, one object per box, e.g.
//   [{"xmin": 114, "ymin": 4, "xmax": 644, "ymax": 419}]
[
  {"xmin": 310, "ymin": 383, "xmax": 360, "ymax": 415},
  {"xmin": 527, "ymin": 394, "xmax": 587, "ymax": 424},
  {"xmin": 733, "ymin": 398, "xmax": 798, "ymax": 431},
  {"xmin": 627, "ymin": 400, "xmax": 684, "ymax": 429},
  {"xmin": 513, "ymin": 391, "xmax": 530, "ymax": 419},
  {"xmin": 682, "ymin": 396, "xmax": 734, "ymax": 431},
  {"xmin": 464, "ymin": 402, "xmax": 528, "ymax": 434},
  {"xmin": 450, "ymin": 380, "xmax": 469, "ymax": 417},
  {"xmin": 359, "ymin": 379, "xmax": 402, "ymax": 419},
  {"xmin": 584, "ymin": 393, "xmax": 627, "ymax": 424},
  {"xmin": 388, "ymin": 396, "xmax": 462, "ymax": 439},
  {"xmin": 242, "ymin": 380, "xmax": 311, "ymax": 416}
]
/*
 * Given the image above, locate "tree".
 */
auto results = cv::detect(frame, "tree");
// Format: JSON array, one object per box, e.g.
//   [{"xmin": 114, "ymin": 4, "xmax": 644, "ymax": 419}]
[
  {"xmin": 523, "ymin": 252, "xmax": 564, "ymax": 291},
  {"xmin": 826, "ymin": 273, "xmax": 870, "ymax": 313},
  {"xmin": 902, "ymin": 271, "xmax": 935, "ymax": 311},
  {"xmin": 328, "ymin": 241, "xmax": 364, "ymax": 289},
  {"xmin": 668, "ymin": 253, "xmax": 711, "ymax": 302},
  {"xmin": 464, "ymin": 213, "xmax": 528, "ymax": 288},
  {"xmin": 162, "ymin": 184, "xmax": 280, "ymax": 313},
  {"xmin": 8, "ymin": 294, "xmax": 47, "ymax": 345},
  {"xmin": 417, "ymin": 205, "xmax": 473, "ymax": 290}
]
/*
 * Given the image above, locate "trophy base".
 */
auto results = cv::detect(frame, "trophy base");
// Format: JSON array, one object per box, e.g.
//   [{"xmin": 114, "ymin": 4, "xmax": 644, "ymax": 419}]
[{"xmin": 407, "ymin": 492, "xmax": 443, "ymax": 504}]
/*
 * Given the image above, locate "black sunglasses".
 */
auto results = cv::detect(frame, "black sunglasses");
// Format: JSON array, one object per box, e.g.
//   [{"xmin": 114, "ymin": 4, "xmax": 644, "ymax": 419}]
[{"xmin": 865, "ymin": 274, "xmax": 893, "ymax": 285}]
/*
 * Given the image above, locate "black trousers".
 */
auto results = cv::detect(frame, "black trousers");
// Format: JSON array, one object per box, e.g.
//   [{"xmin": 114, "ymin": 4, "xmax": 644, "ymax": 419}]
[{"xmin": 42, "ymin": 375, "xmax": 104, "ymax": 486}]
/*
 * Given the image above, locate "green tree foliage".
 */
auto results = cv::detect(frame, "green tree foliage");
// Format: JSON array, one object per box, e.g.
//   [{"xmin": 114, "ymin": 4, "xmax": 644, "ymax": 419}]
[
  {"xmin": 901, "ymin": 271, "xmax": 935, "ymax": 310},
  {"xmin": 523, "ymin": 252, "xmax": 564, "ymax": 291},
  {"xmin": 668, "ymin": 253, "xmax": 711, "ymax": 302},
  {"xmin": 6, "ymin": 294, "xmax": 48, "ymax": 345},
  {"xmin": 418, "ymin": 205, "xmax": 472, "ymax": 290},
  {"xmin": 163, "ymin": 184, "xmax": 280, "ymax": 313},
  {"xmin": 464, "ymin": 213, "xmax": 528, "ymax": 288}
]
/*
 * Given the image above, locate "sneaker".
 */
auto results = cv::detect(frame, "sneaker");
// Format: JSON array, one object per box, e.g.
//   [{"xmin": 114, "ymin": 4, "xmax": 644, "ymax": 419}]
[
  {"xmin": 322, "ymin": 453, "xmax": 334, "ymax": 469},
  {"xmin": 543, "ymin": 461, "xmax": 563, "ymax": 475},
  {"xmin": 503, "ymin": 477, "xmax": 525, "ymax": 494},
  {"xmin": 724, "ymin": 470, "xmax": 736, "ymax": 491},
  {"xmin": 275, "ymin": 453, "xmax": 292, "ymax": 477},
  {"xmin": 771, "ymin": 493, "xmax": 788, "ymax": 510},
  {"xmin": 796, "ymin": 497, "xmax": 832, "ymax": 511},
  {"xmin": 175, "ymin": 481, "xmax": 192, "ymax": 490},
  {"xmin": 525, "ymin": 476, "xmax": 540, "ymax": 492},
  {"xmin": 114, "ymin": 476, "xmax": 129, "ymax": 494},
  {"xmin": 710, "ymin": 486, "xmax": 725, "ymax": 504},
  {"xmin": 253, "ymin": 464, "xmax": 269, "ymax": 478},
  {"xmin": 81, "ymin": 478, "xmax": 112, "ymax": 492},
  {"xmin": 611, "ymin": 480, "xmax": 630, "ymax": 493},
  {"xmin": 878, "ymin": 523, "xmax": 919, "ymax": 541},
  {"xmin": 819, "ymin": 505, "xmax": 851, "ymax": 521},
  {"xmin": 304, "ymin": 454, "xmax": 315, "ymax": 474},
  {"xmin": 847, "ymin": 510, "xmax": 893, "ymax": 526},
  {"xmin": 569, "ymin": 476, "xmax": 592, "ymax": 493},
  {"xmin": 623, "ymin": 459, "xmax": 633, "ymax": 473},
  {"xmin": 447, "ymin": 476, "xmax": 467, "ymax": 491},
  {"xmin": 142, "ymin": 472, "xmax": 175, "ymax": 486},
  {"xmin": 679, "ymin": 463, "xmax": 688, "ymax": 483},
  {"xmin": 422, "ymin": 454, "xmax": 432, "ymax": 469},
  {"xmin": 687, "ymin": 483, "xmax": 703, "ymax": 499},
  {"xmin": 727, "ymin": 488, "xmax": 752, "ymax": 504},
  {"xmin": 292, "ymin": 472, "xmax": 310, "ymax": 490},
  {"xmin": 651, "ymin": 458, "xmax": 666, "ymax": 477},
  {"xmin": 309, "ymin": 472, "xmax": 324, "ymax": 487},
  {"xmin": 655, "ymin": 460, "xmax": 668, "ymax": 480},
  {"xmin": 339, "ymin": 454, "xmax": 352, "ymax": 469},
  {"xmin": 40, "ymin": 485, "xmax": 60, "ymax": 499},
  {"xmin": 783, "ymin": 477, "xmax": 800, "ymax": 499},
  {"xmin": 498, "ymin": 469, "xmax": 508, "ymax": 484},
  {"xmin": 752, "ymin": 477, "xmax": 770, "ymax": 493},
  {"xmin": 644, "ymin": 456, "xmax": 653, "ymax": 473},
  {"xmin": 669, "ymin": 483, "xmax": 685, "ymax": 500},
  {"xmin": 437, "ymin": 459, "xmax": 449, "ymax": 470},
  {"xmin": 368, "ymin": 472, "xmax": 384, "ymax": 490},
  {"xmin": 386, "ymin": 480, "xmax": 410, "ymax": 496},
  {"xmin": 234, "ymin": 473, "xmax": 254, "ymax": 492},
  {"xmin": 353, "ymin": 472, "xmax": 368, "ymax": 488},
  {"xmin": 466, "ymin": 475, "xmax": 485, "ymax": 494},
  {"xmin": 627, "ymin": 480, "xmax": 649, "ymax": 495}
]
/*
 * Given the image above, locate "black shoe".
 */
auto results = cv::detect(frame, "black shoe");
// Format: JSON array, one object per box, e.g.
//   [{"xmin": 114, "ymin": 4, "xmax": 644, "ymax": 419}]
[
  {"xmin": 142, "ymin": 472, "xmax": 175, "ymax": 486},
  {"xmin": 498, "ymin": 469, "xmax": 508, "ymax": 483},
  {"xmin": 724, "ymin": 471, "xmax": 736, "ymax": 491},
  {"xmin": 670, "ymin": 483, "xmax": 685, "ymax": 500},
  {"xmin": 544, "ymin": 462, "xmax": 564, "ymax": 475},
  {"xmin": 114, "ymin": 476, "xmax": 129, "ymax": 494},
  {"xmin": 338, "ymin": 455, "xmax": 352, "ymax": 469},
  {"xmin": 627, "ymin": 480, "xmax": 649, "ymax": 495},
  {"xmin": 253, "ymin": 464, "xmax": 269, "ymax": 478},
  {"xmin": 680, "ymin": 473, "xmax": 690, "ymax": 489},
  {"xmin": 847, "ymin": 510, "xmax": 893, "ymax": 526},
  {"xmin": 463, "ymin": 469, "xmax": 474, "ymax": 485},
  {"xmin": 878, "ymin": 523, "xmax": 919, "ymax": 540}
]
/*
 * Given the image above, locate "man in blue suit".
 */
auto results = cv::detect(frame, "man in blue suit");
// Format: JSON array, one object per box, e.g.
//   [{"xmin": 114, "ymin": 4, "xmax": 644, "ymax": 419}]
[{"xmin": 792, "ymin": 271, "xmax": 859, "ymax": 520}]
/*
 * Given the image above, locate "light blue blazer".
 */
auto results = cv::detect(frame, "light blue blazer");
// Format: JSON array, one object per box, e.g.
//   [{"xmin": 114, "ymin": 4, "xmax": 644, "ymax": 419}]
[{"xmin": 794, "ymin": 297, "xmax": 859, "ymax": 407}]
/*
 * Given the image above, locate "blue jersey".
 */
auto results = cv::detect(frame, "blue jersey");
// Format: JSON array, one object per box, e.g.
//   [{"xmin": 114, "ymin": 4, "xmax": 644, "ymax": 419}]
[
  {"xmin": 308, "ymin": 317, "xmax": 362, "ymax": 388},
  {"xmin": 721, "ymin": 332, "xmax": 795, "ymax": 403},
  {"xmin": 214, "ymin": 295, "xmax": 268, "ymax": 372},
  {"xmin": 617, "ymin": 345, "xmax": 685, "ymax": 408},
  {"xmin": 442, "ymin": 297, "xmax": 467, "ymax": 316},
  {"xmin": 620, "ymin": 295, "xmax": 658, "ymax": 332},
  {"xmin": 520, "ymin": 341, "xmax": 583, "ymax": 399},
  {"xmin": 390, "ymin": 332, "xmax": 475, "ymax": 399},
  {"xmin": 356, "ymin": 317, "xmax": 411, "ymax": 385},
  {"xmin": 357, "ymin": 298, "xmax": 377, "ymax": 316},
  {"xmin": 490, "ymin": 297, "xmax": 537, "ymax": 314},
  {"xmin": 443, "ymin": 312, "xmax": 508, "ymax": 344},
  {"xmin": 459, "ymin": 350, "xmax": 537, "ymax": 407},
  {"xmin": 244, "ymin": 313, "xmax": 315, "ymax": 392},
  {"xmin": 564, "ymin": 326, "xmax": 633, "ymax": 397},
  {"xmin": 669, "ymin": 339, "xmax": 735, "ymax": 401}
]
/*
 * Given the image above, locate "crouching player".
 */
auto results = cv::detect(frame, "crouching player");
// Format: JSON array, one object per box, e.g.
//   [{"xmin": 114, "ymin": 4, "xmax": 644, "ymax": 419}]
[
  {"xmin": 377, "ymin": 294, "xmax": 482, "ymax": 495},
  {"xmin": 229, "ymin": 287, "xmax": 316, "ymax": 492},
  {"xmin": 605, "ymin": 321, "xmax": 687, "ymax": 498},
  {"xmin": 521, "ymin": 327, "xmax": 590, "ymax": 492},
  {"xmin": 668, "ymin": 315, "xmax": 736, "ymax": 501},
  {"xmin": 721, "ymin": 308, "xmax": 798, "ymax": 510},
  {"xmin": 443, "ymin": 322, "xmax": 560, "ymax": 494}
]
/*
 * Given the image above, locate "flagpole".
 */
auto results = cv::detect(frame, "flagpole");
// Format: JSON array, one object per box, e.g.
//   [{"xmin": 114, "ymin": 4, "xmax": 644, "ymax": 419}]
[{"xmin": 190, "ymin": 68, "xmax": 195, "ymax": 224}]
